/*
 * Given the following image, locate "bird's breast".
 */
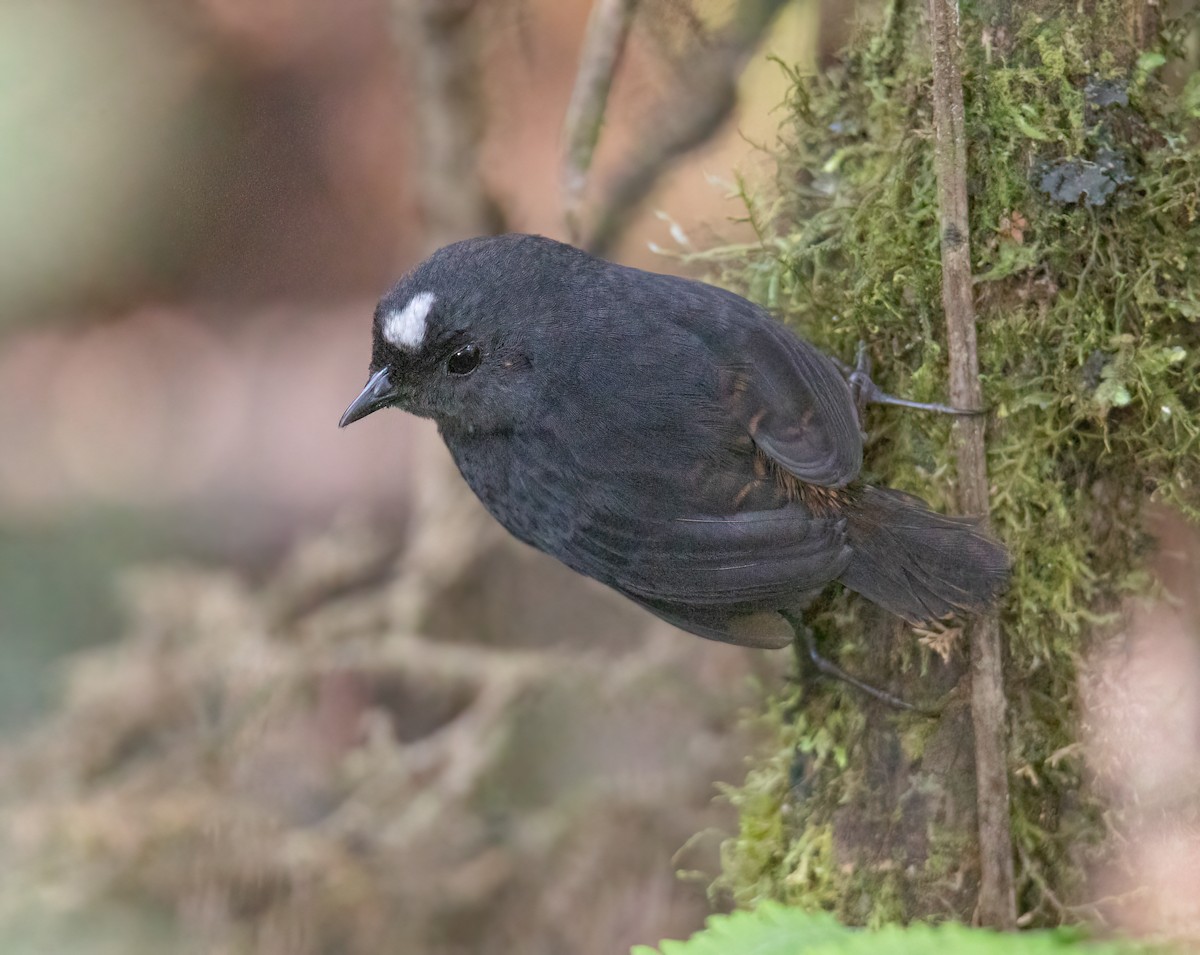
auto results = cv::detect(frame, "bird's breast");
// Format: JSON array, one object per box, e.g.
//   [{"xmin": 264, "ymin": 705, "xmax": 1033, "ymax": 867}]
[{"xmin": 441, "ymin": 427, "xmax": 583, "ymax": 555}]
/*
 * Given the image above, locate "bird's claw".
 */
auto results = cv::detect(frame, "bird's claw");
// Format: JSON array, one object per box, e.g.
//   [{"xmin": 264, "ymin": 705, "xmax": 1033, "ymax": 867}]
[
  {"xmin": 784, "ymin": 614, "xmax": 939, "ymax": 718},
  {"xmin": 834, "ymin": 341, "xmax": 983, "ymax": 418}
]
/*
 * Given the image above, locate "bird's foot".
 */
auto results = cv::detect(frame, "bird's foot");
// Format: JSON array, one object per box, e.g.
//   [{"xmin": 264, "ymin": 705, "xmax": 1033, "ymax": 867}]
[
  {"xmin": 832, "ymin": 342, "xmax": 982, "ymax": 417},
  {"xmin": 784, "ymin": 614, "xmax": 939, "ymax": 717}
]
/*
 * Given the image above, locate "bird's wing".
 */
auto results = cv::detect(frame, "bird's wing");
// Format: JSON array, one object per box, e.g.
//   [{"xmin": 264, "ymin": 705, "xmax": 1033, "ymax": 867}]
[
  {"xmin": 565, "ymin": 507, "xmax": 850, "ymax": 648},
  {"xmin": 724, "ymin": 322, "xmax": 863, "ymax": 488},
  {"xmin": 571, "ymin": 507, "xmax": 851, "ymax": 607}
]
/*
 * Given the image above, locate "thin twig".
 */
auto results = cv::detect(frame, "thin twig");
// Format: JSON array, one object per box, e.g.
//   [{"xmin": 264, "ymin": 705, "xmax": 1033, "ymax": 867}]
[
  {"xmin": 926, "ymin": 0, "xmax": 1016, "ymax": 929},
  {"xmin": 1014, "ymin": 842, "xmax": 1068, "ymax": 924},
  {"xmin": 393, "ymin": 0, "xmax": 503, "ymax": 250},
  {"xmin": 562, "ymin": 0, "xmax": 640, "ymax": 245},
  {"xmin": 584, "ymin": 0, "xmax": 789, "ymax": 257}
]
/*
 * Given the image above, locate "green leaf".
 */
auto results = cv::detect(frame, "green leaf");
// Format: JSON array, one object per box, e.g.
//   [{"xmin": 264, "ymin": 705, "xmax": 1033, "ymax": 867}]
[
  {"xmin": 1137, "ymin": 51, "xmax": 1167, "ymax": 74},
  {"xmin": 1094, "ymin": 378, "xmax": 1132, "ymax": 410},
  {"xmin": 1183, "ymin": 72, "xmax": 1200, "ymax": 118},
  {"xmin": 1013, "ymin": 112, "xmax": 1051, "ymax": 141},
  {"xmin": 975, "ymin": 242, "xmax": 1041, "ymax": 283},
  {"xmin": 634, "ymin": 907, "xmax": 1163, "ymax": 955},
  {"xmin": 632, "ymin": 904, "xmax": 849, "ymax": 955},
  {"xmin": 1009, "ymin": 391, "xmax": 1057, "ymax": 413},
  {"xmin": 1172, "ymin": 298, "xmax": 1200, "ymax": 319}
]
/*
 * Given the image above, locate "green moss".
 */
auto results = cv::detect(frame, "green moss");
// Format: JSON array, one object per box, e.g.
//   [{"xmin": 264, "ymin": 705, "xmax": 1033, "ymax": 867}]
[
  {"xmin": 704, "ymin": 0, "xmax": 1200, "ymax": 928},
  {"xmin": 717, "ymin": 692, "xmax": 857, "ymax": 910}
]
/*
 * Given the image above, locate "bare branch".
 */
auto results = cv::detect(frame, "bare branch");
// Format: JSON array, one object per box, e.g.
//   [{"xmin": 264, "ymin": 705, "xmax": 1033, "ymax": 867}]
[
  {"xmin": 926, "ymin": 0, "xmax": 1016, "ymax": 928},
  {"xmin": 583, "ymin": 0, "xmax": 789, "ymax": 257},
  {"xmin": 562, "ymin": 0, "xmax": 640, "ymax": 245},
  {"xmin": 394, "ymin": 0, "xmax": 503, "ymax": 251}
]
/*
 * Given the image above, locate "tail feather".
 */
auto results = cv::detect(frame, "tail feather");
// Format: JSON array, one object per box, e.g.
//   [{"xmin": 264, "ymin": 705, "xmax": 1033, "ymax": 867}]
[{"xmin": 839, "ymin": 485, "xmax": 1009, "ymax": 625}]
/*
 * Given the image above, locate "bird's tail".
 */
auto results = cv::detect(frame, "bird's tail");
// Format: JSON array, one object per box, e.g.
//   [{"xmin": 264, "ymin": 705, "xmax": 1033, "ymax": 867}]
[{"xmin": 838, "ymin": 485, "xmax": 1009, "ymax": 625}]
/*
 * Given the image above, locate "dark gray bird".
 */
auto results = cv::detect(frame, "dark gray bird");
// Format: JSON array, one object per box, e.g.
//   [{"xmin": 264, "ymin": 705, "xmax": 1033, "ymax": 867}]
[{"xmin": 340, "ymin": 234, "xmax": 1007, "ymax": 649}]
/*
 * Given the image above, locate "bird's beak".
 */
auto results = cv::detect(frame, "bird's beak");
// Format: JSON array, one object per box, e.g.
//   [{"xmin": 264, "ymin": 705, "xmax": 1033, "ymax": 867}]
[{"xmin": 339, "ymin": 367, "xmax": 398, "ymax": 427}]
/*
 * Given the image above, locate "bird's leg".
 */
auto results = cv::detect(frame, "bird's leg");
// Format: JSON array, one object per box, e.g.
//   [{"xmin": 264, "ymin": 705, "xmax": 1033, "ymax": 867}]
[
  {"xmin": 783, "ymin": 613, "xmax": 938, "ymax": 717},
  {"xmin": 831, "ymin": 342, "xmax": 982, "ymax": 417}
]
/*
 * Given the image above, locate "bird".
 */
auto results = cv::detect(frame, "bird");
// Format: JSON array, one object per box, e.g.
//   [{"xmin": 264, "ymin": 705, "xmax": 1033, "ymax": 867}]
[{"xmin": 340, "ymin": 233, "xmax": 1008, "ymax": 652}]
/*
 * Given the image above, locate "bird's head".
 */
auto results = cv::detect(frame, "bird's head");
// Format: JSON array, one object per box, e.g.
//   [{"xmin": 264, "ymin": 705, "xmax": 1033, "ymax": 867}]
[{"xmin": 339, "ymin": 234, "xmax": 593, "ymax": 434}]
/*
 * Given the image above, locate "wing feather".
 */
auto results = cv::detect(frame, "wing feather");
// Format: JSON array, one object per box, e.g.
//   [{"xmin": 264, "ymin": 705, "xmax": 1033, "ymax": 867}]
[
  {"xmin": 735, "ymin": 323, "xmax": 863, "ymax": 488},
  {"xmin": 570, "ymin": 508, "xmax": 851, "ymax": 606}
]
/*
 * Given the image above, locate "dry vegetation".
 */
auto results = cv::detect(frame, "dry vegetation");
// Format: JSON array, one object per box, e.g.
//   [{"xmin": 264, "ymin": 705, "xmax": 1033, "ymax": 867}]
[{"xmin": 0, "ymin": 460, "xmax": 783, "ymax": 954}]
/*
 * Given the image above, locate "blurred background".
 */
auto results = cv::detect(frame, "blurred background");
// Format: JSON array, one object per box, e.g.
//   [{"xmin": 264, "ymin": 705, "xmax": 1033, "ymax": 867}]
[
  {"xmin": 0, "ymin": 1, "xmax": 831, "ymax": 952},
  {"xmin": 0, "ymin": 0, "xmax": 831, "ymax": 726},
  {"xmin": 2, "ymin": 0, "xmax": 1199, "ymax": 951}
]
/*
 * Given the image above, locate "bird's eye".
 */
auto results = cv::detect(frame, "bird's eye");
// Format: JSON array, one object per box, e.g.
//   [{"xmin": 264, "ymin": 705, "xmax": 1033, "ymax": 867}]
[{"xmin": 446, "ymin": 343, "xmax": 482, "ymax": 376}]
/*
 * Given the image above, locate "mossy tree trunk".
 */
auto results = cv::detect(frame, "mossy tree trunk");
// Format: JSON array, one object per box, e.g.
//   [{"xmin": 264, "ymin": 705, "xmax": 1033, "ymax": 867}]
[{"xmin": 714, "ymin": 0, "xmax": 1200, "ymax": 927}]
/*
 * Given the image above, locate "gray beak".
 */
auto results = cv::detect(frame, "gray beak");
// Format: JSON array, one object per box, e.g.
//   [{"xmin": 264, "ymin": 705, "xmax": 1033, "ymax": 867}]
[{"xmin": 339, "ymin": 367, "xmax": 398, "ymax": 427}]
